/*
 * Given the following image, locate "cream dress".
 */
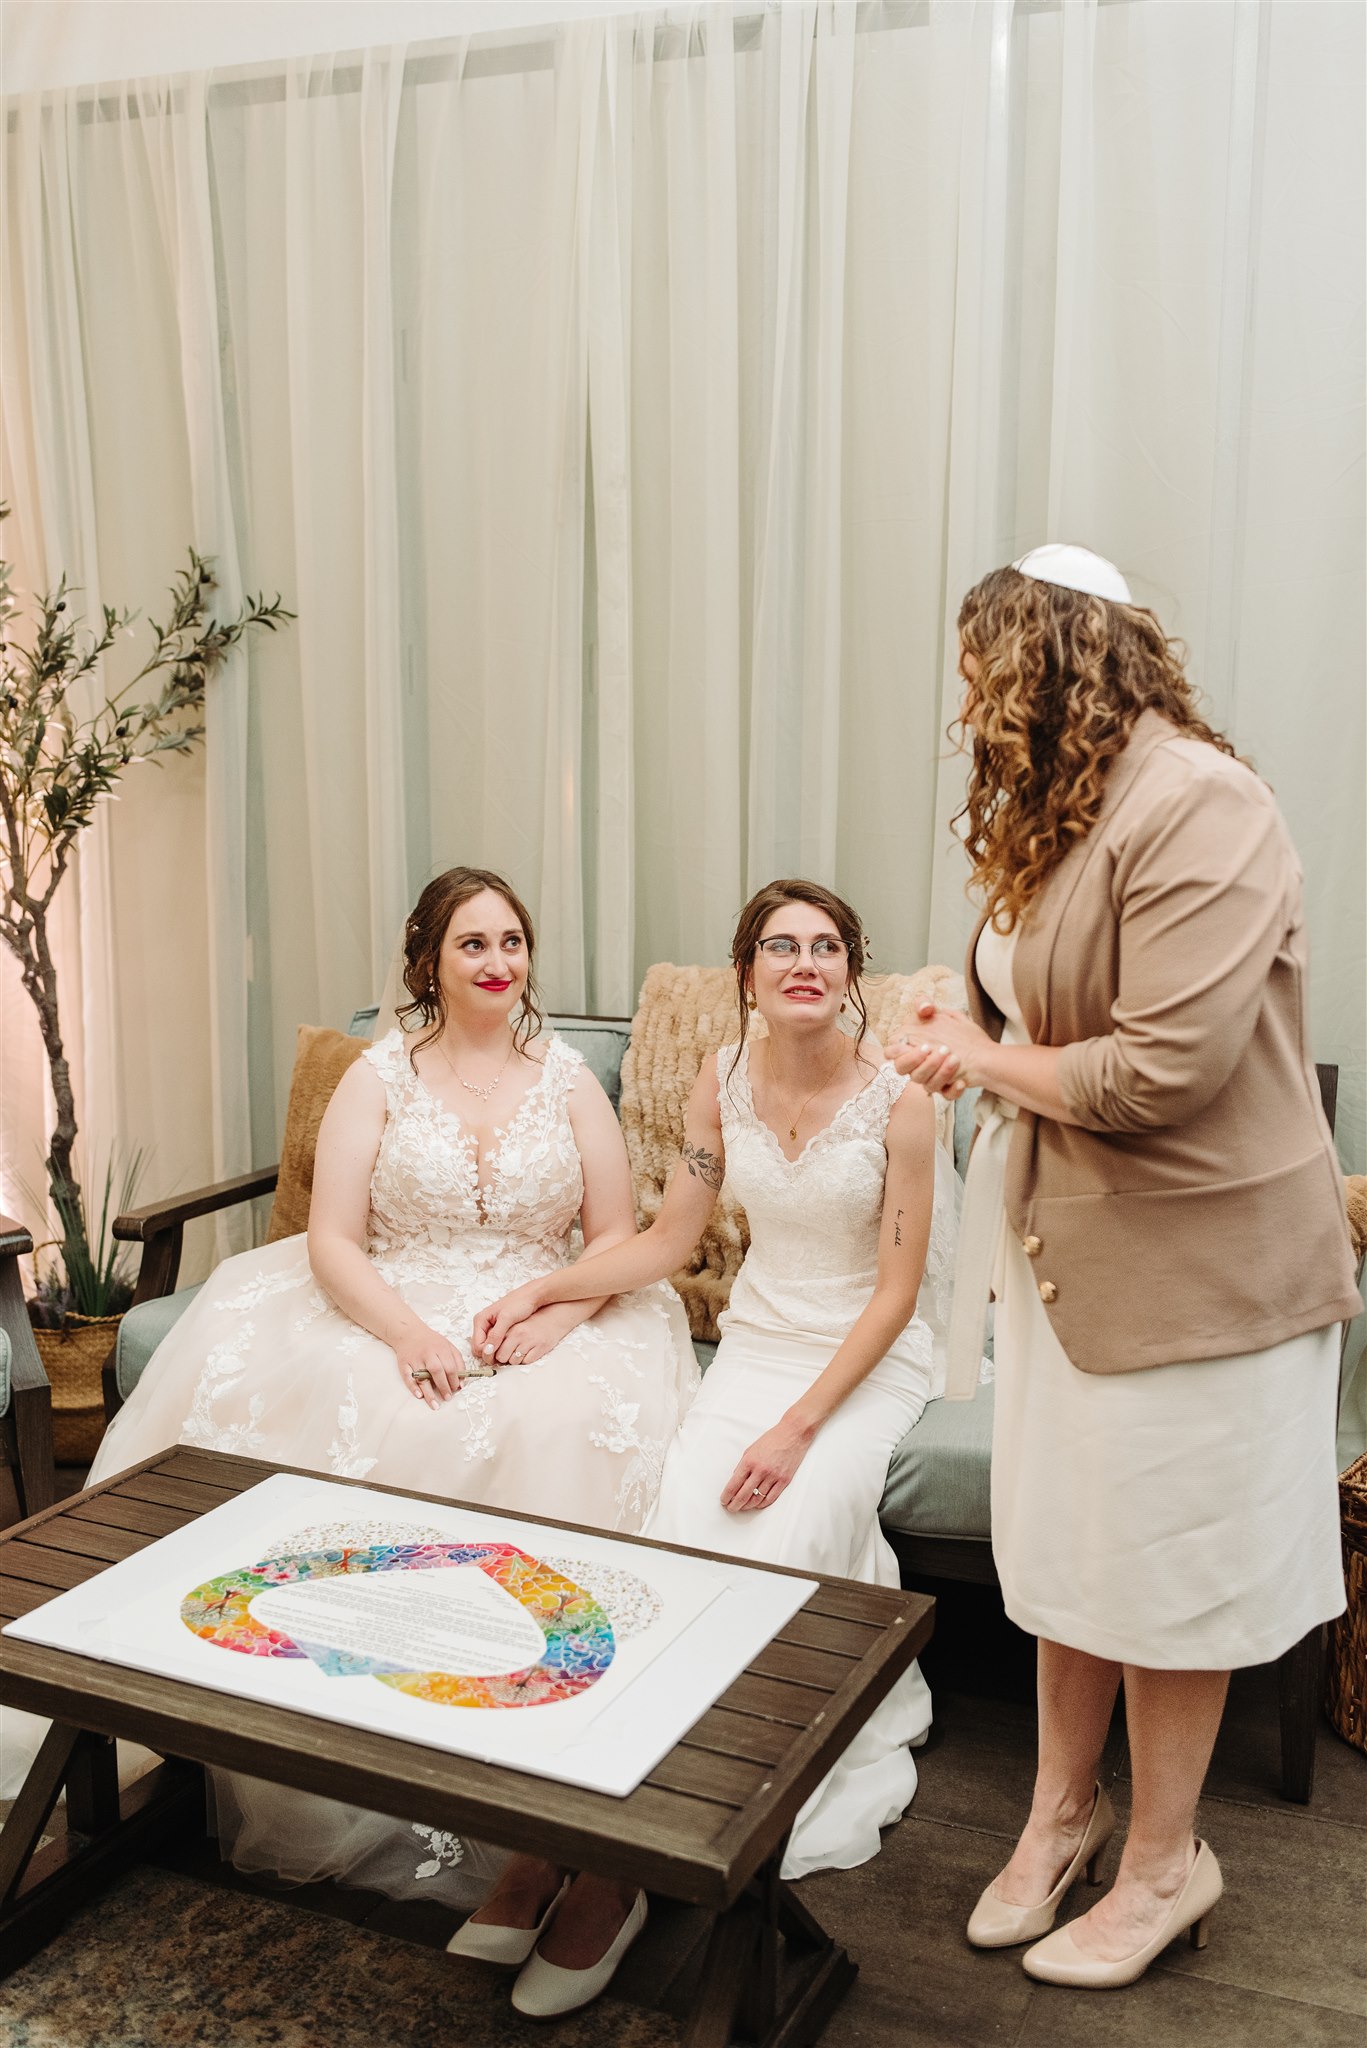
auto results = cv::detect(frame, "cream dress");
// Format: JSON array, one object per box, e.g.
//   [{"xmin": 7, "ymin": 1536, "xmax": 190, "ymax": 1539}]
[
  {"xmin": 977, "ymin": 922, "xmax": 1346, "ymax": 1669},
  {"xmin": 645, "ymin": 1043, "xmax": 953, "ymax": 1880},
  {"xmin": 77, "ymin": 1028, "xmax": 699, "ymax": 1903},
  {"xmin": 89, "ymin": 1031, "xmax": 698, "ymax": 1533}
]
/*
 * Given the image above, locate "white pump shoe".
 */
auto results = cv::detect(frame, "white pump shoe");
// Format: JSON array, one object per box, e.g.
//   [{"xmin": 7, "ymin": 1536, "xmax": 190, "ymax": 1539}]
[
  {"xmin": 445, "ymin": 1876, "xmax": 571, "ymax": 1967},
  {"xmin": 510, "ymin": 1889, "xmax": 648, "ymax": 2017}
]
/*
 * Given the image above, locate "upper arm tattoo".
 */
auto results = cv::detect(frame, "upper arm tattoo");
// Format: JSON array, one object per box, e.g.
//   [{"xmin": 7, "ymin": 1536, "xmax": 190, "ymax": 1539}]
[
  {"xmin": 682, "ymin": 1140, "xmax": 724, "ymax": 1192},
  {"xmin": 894, "ymin": 1206, "xmax": 904, "ymax": 1248}
]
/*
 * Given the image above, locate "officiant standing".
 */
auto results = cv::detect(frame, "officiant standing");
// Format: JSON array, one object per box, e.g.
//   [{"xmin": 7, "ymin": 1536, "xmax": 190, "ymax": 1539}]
[{"xmin": 891, "ymin": 545, "xmax": 1359, "ymax": 1991}]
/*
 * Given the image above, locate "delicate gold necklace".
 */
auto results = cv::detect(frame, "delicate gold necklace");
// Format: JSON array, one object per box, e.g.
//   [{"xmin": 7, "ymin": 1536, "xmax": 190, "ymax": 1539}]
[
  {"xmin": 765, "ymin": 1039, "xmax": 847, "ymax": 1143},
  {"xmin": 437, "ymin": 1033, "xmax": 516, "ymax": 1103}
]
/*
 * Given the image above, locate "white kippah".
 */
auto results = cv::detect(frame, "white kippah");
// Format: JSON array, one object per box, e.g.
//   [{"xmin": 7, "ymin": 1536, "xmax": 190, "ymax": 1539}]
[{"xmin": 1011, "ymin": 543, "xmax": 1132, "ymax": 605}]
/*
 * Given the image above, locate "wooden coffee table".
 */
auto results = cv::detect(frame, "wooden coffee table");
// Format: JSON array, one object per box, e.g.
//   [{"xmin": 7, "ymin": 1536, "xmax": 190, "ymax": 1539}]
[{"xmin": 0, "ymin": 1447, "xmax": 933, "ymax": 2044}]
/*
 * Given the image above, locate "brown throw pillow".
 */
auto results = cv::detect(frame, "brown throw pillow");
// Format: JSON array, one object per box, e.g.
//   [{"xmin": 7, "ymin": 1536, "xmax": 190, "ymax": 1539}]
[{"xmin": 266, "ymin": 1025, "xmax": 372, "ymax": 1242}]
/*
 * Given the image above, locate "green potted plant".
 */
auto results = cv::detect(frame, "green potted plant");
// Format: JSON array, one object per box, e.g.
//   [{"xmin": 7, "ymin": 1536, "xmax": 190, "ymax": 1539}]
[{"xmin": 0, "ymin": 505, "xmax": 291, "ymax": 1455}]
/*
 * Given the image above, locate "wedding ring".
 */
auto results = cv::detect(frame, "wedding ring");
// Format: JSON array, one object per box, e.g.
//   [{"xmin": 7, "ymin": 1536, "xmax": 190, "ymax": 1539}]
[{"xmin": 751, "ymin": 1485, "xmax": 763, "ymax": 1496}]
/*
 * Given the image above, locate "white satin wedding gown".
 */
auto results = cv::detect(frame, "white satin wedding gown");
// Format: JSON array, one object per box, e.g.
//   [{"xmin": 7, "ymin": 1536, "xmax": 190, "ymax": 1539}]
[{"xmin": 645, "ymin": 1042, "xmax": 956, "ymax": 1880}]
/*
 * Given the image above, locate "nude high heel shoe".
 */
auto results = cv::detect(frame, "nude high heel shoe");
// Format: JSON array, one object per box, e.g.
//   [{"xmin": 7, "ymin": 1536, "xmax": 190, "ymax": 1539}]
[
  {"xmin": 1021, "ymin": 1839, "xmax": 1223, "ymax": 1988},
  {"xmin": 966, "ymin": 1783, "xmax": 1117, "ymax": 1949}
]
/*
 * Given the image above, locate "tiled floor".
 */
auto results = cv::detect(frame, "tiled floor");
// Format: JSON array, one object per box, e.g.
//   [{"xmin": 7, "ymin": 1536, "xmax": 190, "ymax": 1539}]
[{"xmin": 2, "ymin": 1485, "xmax": 1364, "ymax": 2047}]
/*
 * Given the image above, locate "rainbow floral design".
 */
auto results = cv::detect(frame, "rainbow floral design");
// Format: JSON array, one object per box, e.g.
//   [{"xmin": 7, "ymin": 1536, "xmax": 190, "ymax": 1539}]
[{"xmin": 180, "ymin": 1540, "xmax": 615, "ymax": 1708}]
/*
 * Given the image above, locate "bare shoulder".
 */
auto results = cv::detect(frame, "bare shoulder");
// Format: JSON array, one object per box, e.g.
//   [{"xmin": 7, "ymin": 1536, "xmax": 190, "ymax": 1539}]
[{"xmin": 328, "ymin": 1053, "xmax": 387, "ymax": 1112}]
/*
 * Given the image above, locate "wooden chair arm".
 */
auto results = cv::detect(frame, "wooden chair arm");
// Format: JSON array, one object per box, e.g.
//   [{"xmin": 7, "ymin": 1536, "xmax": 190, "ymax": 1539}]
[
  {"xmin": 113, "ymin": 1167, "xmax": 280, "ymax": 1308},
  {"xmin": 0, "ymin": 1215, "xmax": 55, "ymax": 1513},
  {"xmin": 0, "ymin": 1212, "xmax": 34, "ymax": 1259},
  {"xmin": 112, "ymin": 1168, "xmax": 280, "ymax": 1244},
  {"xmin": 0, "ymin": 1217, "xmax": 45, "ymax": 1391}
]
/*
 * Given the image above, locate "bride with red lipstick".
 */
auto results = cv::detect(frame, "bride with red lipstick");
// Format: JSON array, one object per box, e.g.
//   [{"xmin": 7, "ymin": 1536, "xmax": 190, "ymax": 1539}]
[
  {"xmin": 73, "ymin": 864, "xmax": 697, "ymax": 1914},
  {"xmin": 89, "ymin": 865, "xmax": 698, "ymax": 1528}
]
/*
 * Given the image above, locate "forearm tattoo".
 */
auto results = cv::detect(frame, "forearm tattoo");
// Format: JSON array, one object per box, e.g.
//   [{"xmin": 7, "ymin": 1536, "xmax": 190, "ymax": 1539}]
[
  {"xmin": 894, "ymin": 1207, "xmax": 904, "ymax": 1248},
  {"xmin": 682, "ymin": 1141, "xmax": 724, "ymax": 1191}
]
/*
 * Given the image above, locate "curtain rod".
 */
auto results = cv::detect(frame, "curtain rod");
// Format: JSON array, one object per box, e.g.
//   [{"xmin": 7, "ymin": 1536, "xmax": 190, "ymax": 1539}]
[{"xmin": 5, "ymin": 0, "xmax": 1138, "ymax": 126}]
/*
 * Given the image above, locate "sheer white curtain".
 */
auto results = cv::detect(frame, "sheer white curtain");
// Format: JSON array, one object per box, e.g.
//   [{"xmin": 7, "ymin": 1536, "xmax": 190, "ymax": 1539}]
[{"xmin": 1, "ymin": 7, "xmax": 1363, "ymax": 1348}]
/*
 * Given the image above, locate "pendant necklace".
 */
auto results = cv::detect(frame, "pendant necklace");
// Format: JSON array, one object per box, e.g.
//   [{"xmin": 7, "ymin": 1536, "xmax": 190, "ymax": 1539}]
[
  {"xmin": 768, "ymin": 1040, "xmax": 846, "ymax": 1142},
  {"xmin": 439, "ymin": 1034, "xmax": 515, "ymax": 1102}
]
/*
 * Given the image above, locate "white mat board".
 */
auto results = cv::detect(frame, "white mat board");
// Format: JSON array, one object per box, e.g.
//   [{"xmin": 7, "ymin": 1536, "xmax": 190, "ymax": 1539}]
[{"xmin": 4, "ymin": 1475, "xmax": 817, "ymax": 1798}]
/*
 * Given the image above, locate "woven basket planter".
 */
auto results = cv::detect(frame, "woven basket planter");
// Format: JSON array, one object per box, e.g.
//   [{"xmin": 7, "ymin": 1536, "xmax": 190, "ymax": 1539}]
[
  {"xmin": 1326, "ymin": 1451, "xmax": 1367, "ymax": 1756},
  {"xmin": 32, "ymin": 1314, "xmax": 119, "ymax": 1465}
]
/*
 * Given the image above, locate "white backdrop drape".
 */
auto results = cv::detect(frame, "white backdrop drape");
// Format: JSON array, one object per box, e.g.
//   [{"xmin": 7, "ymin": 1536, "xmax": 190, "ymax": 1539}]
[{"xmin": 2, "ymin": 2, "xmax": 1363, "ymax": 1425}]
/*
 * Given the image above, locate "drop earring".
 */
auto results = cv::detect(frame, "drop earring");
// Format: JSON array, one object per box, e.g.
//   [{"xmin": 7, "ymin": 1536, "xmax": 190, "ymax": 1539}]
[{"xmin": 746, "ymin": 992, "xmax": 757, "ymax": 1012}]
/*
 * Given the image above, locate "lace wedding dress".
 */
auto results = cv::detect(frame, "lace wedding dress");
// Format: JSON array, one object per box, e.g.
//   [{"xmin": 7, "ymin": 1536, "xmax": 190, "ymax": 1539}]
[
  {"xmin": 90, "ymin": 1032, "xmax": 698, "ymax": 1530},
  {"xmin": 645, "ymin": 1042, "xmax": 956, "ymax": 1880},
  {"xmin": 78, "ymin": 1029, "xmax": 698, "ymax": 1903}
]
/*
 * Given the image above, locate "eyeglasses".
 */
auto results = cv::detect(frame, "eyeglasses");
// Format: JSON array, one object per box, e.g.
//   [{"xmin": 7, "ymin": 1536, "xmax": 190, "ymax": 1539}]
[{"xmin": 755, "ymin": 935, "xmax": 848, "ymax": 963}]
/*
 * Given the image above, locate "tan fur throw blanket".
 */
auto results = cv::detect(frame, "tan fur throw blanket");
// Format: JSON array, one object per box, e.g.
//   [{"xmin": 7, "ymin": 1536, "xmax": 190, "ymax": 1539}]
[{"xmin": 619, "ymin": 962, "xmax": 965, "ymax": 1342}]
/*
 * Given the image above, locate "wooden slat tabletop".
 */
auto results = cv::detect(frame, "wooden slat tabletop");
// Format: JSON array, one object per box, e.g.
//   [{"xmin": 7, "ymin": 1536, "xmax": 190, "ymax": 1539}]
[{"xmin": 0, "ymin": 1449, "xmax": 933, "ymax": 1910}]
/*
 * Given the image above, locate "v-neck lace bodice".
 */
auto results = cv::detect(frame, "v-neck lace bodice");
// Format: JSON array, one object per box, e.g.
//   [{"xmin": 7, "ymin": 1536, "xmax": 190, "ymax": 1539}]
[{"xmin": 362, "ymin": 1029, "xmax": 585, "ymax": 1285}]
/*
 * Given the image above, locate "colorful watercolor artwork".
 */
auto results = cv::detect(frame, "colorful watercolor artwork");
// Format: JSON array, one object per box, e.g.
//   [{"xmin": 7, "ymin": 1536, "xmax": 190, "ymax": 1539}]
[
  {"xmin": 180, "ymin": 1539, "xmax": 621, "ymax": 1709},
  {"xmin": 7, "ymin": 1477, "xmax": 816, "ymax": 1795}
]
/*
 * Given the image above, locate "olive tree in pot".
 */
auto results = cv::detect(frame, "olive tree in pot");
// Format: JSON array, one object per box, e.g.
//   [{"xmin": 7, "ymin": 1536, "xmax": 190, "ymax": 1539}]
[{"xmin": 0, "ymin": 505, "xmax": 291, "ymax": 1455}]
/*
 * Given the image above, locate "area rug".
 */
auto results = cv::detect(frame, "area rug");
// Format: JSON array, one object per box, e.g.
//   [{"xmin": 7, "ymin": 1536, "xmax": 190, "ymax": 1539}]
[{"xmin": 0, "ymin": 1863, "xmax": 679, "ymax": 2048}]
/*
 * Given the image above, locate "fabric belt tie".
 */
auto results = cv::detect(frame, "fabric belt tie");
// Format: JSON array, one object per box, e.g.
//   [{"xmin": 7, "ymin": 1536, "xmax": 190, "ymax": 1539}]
[{"xmin": 944, "ymin": 1091, "xmax": 1019, "ymax": 1402}]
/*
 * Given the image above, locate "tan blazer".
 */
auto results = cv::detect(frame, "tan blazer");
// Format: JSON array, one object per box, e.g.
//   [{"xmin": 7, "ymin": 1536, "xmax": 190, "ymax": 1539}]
[{"xmin": 967, "ymin": 709, "xmax": 1360, "ymax": 1374}]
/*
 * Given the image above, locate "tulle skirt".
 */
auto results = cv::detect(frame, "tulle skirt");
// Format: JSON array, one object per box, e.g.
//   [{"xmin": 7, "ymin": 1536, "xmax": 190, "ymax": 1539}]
[{"xmin": 68, "ymin": 1233, "xmax": 699, "ymax": 1898}]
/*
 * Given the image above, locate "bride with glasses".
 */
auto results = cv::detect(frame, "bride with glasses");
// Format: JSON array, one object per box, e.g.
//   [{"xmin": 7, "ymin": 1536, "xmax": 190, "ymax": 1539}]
[{"xmin": 467, "ymin": 878, "xmax": 967, "ymax": 2017}]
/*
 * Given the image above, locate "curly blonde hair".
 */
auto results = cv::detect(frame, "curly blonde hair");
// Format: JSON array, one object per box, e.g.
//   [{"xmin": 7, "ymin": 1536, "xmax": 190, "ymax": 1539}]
[{"xmin": 954, "ymin": 566, "xmax": 1238, "ymax": 929}]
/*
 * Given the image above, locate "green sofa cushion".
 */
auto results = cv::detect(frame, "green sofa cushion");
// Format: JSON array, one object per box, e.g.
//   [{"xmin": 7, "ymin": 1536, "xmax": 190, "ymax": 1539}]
[
  {"xmin": 548, "ymin": 1018, "xmax": 632, "ymax": 1113},
  {"xmin": 116, "ymin": 1285, "xmax": 205, "ymax": 1402},
  {"xmin": 880, "ymin": 1383, "xmax": 995, "ymax": 1541},
  {"xmin": 114, "ymin": 1010, "xmax": 992, "ymax": 1554}
]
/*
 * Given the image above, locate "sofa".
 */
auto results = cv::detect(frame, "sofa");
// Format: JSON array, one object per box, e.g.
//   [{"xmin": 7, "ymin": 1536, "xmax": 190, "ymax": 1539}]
[{"xmin": 106, "ymin": 1009, "xmax": 995, "ymax": 1586}]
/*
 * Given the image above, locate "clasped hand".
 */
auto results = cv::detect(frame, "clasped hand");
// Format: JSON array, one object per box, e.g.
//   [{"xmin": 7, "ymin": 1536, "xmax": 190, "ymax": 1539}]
[
  {"xmin": 470, "ymin": 1281, "xmax": 568, "ymax": 1367},
  {"xmin": 887, "ymin": 999, "xmax": 992, "ymax": 1100}
]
